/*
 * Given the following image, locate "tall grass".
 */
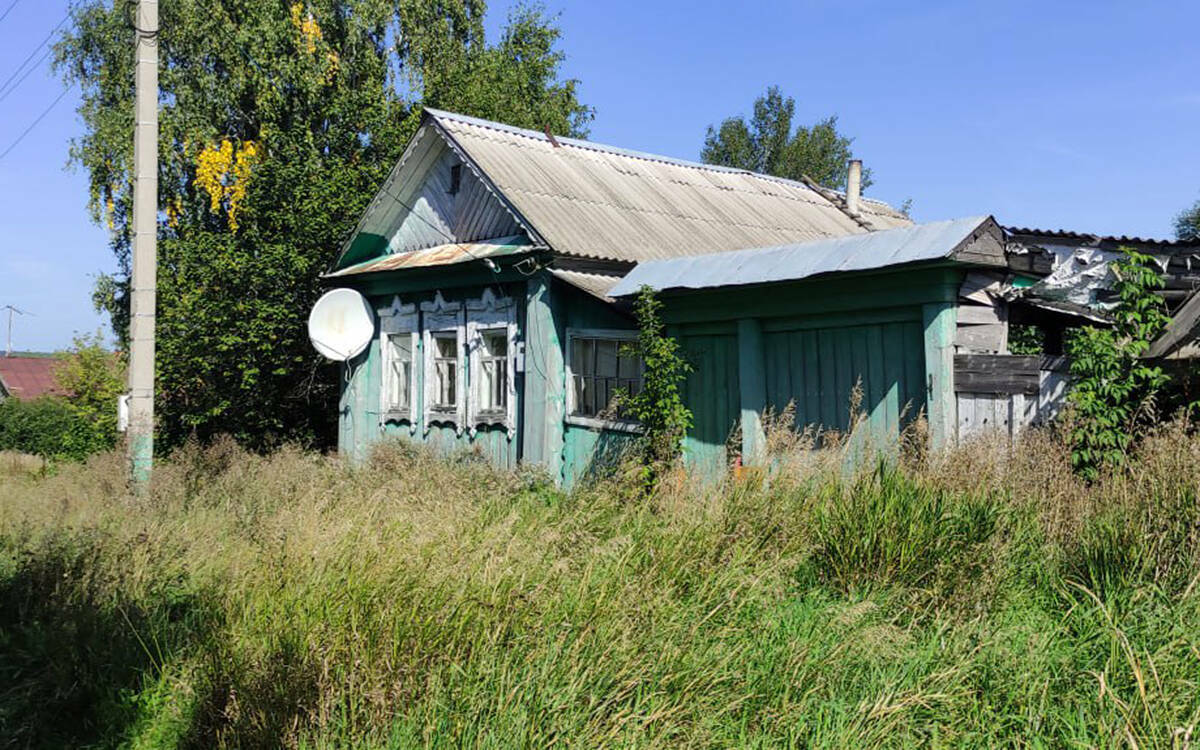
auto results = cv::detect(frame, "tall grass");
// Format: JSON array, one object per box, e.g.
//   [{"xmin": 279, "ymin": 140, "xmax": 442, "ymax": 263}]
[{"xmin": 1, "ymin": 427, "xmax": 1198, "ymax": 748}]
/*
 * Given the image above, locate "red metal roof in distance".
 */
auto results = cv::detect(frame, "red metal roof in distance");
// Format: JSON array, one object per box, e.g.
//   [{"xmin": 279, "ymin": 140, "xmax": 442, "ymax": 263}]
[{"xmin": 0, "ymin": 356, "xmax": 66, "ymax": 400}]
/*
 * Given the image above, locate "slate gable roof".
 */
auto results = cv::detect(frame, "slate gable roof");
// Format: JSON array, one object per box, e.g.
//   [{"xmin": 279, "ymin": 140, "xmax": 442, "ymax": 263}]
[{"xmin": 337, "ymin": 109, "xmax": 911, "ymax": 270}]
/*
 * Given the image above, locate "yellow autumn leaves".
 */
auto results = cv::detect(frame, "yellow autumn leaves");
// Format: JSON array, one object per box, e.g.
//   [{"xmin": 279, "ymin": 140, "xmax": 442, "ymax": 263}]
[
  {"xmin": 195, "ymin": 139, "xmax": 259, "ymax": 233},
  {"xmin": 109, "ymin": 6, "xmax": 340, "ymax": 235},
  {"xmin": 291, "ymin": 3, "xmax": 339, "ymax": 84}
]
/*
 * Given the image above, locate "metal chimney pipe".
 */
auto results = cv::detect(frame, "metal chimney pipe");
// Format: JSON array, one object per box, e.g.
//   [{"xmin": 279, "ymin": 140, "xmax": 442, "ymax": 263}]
[{"xmin": 846, "ymin": 159, "xmax": 862, "ymax": 217}]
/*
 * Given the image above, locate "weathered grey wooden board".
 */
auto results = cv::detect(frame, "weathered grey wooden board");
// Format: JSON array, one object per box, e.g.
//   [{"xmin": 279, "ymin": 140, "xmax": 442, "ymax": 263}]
[
  {"xmin": 956, "ymin": 361, "xmax": 1072, "ymax": 442},
  {"xmin": 954, "ymin": 354, "xmax": 1040, "ymax": 394}
]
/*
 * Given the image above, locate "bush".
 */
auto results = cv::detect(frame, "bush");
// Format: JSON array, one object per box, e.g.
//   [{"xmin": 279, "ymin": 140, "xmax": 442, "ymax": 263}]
[
  {"xmin": 0, "ymin": 336, "xmax": 123, "ymax": 463},
  {"xmin": 54, "ymin": 333, "xmax": 125, "ymax": 457},
  {"xmin": 0, "ymin": 397, "xmax": 89, "ymax": 461}
]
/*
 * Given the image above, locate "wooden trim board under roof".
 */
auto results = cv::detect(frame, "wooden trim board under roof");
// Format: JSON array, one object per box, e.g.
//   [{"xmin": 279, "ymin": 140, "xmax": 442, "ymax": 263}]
[{"xmin": 325, "ymin": 235, "xmax": 535, "ymax": 278}]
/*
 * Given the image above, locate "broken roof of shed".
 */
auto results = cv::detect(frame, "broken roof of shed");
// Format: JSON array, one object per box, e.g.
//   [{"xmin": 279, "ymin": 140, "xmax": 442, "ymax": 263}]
[
  {"xmin": 1005, "ymin": 226, "xmax": 1200, "ymax": 251},
  {"xmin": 338, "ymin": 109, "xmax": 912, "ymax": 269},
  {"xmin": 1148, "ymin": 289, "xmax": 1200, "ymax": 359},
  {"xmin": 610, "ymin": 216, "xmax": 1004, "ymax": 296},
  {"xmin": 326, "ymin": 235, "xmax": 532, "ymax": 277}
]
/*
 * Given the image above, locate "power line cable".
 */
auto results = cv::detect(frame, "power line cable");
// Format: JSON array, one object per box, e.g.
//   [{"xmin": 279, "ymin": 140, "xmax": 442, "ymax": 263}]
[
  {"xmin": 0, "ymin": 9, "xmax": 69, "ymax": 96},
  {"xmin": 0, "ymin": 86, "xmax": 70, "ymax": 161},
  {"xmin": 0, "ymin": 45, "xmax": 52, "ymax": 103},
  {"xmin": 0, "ymin": 0, "xmax": 20, "ymax": 26}
]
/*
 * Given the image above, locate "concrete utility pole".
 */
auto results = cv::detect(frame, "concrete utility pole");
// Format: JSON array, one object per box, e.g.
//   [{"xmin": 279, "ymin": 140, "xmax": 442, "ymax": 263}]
[{"xmin": 128, "ymin": 0, "xmax": 158, "ymax": 484}]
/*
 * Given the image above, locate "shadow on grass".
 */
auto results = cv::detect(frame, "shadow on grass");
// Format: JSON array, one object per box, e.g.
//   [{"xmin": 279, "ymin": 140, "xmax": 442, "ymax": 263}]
[{"xmin": 0, "ymin": 536, "xmax": 318, "ymax": 749}]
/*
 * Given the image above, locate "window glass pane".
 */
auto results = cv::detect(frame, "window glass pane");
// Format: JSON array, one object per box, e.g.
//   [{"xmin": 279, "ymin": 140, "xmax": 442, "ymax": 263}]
[
  {"xmin": 569, "ymin": 336, "xmax": 643, "ymax": 419},
  {"xmin": 482, "ymin": 331, "xmax": 507, "ymax": 357},
  {"xmin": 475, "ymin": 330, "xmax": 508, "ymax": 414},
  {"xmin": 432, "ymin": 332, "xmax": 457, "ymax": 409},
  {"xmin": 387, "ymin": 336, "xmax": 412, "ymax": 411},
  {"xmin": 596, "ymin": 340, "xmax": 618, "ymax": 378},
  {"xmin": 436, "ymin": 335, "xmax": 457, "ymax": 359}
]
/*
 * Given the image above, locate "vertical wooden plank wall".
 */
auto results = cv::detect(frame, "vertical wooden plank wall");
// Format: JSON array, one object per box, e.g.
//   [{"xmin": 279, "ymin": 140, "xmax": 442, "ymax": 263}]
[
  {"xmin": 521, "ymin": 274, "xmax": 565, "ymax": 478},
  {"xmin": 338, "ymin": 339, "xmax": 381, "ymax": 464},
  {"xmin": 680, "ymin": 332, "xmax": 740, "ymax": 474},
  {"xmin": 761, "ymin": 321, "xmax": 925, "ymax": 441},
  {"xmin": 737, "ymin": 318, "xmax": 767, "ymax": 465},
  {"xmin": 922, "ymin": 302, "xmax": 958, "ymax": 450}
]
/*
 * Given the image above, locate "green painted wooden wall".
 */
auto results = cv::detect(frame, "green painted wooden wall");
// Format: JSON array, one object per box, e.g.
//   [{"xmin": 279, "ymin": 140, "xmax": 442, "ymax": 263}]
[
  {"xmin": 680, "ymin": 332, "xmax": 741, "ymax": 473},
  {"xmin": 336, "ymin": 264, "xmax": 964, "ymax": 483},
  {"xmin": 761, "ymin": 320, "xmax": 926, "ymax": 439},
  {"xmin": 338, "ymin": 283, "xmax": 524, "ymax": 468},
  {"xmin": 557, "ymin": 278, "xmax": 638, "ymax": 487},
  {"xmin": 664, "ymin": 268, "xmax": 963, "ymax": 474}
]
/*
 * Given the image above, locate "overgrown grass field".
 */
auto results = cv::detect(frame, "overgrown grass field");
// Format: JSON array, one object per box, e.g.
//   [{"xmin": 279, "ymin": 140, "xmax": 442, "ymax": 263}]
[{"xmin": 1, "ymin": 427, "xmax": 1199, "ymax": 747}]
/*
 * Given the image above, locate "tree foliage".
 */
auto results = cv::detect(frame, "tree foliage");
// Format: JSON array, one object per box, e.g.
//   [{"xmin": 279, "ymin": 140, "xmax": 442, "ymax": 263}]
[
  {"xmin": 700, "ymin": 85, "xmax": 870, "ymax": 191},
  {"xmin": 1174, "ymin": 198, "xmax": 1200, "ymax": 241},
  {"xmin": 0, "ymin": 336, "xmax": 124, "ymax": 462},
  {"xmin": 1066, "ymin": 249, "xmax": 1169, "ymax": 479},
  {"xmin": 55, "ymin": 333, "xmax": 126, "ymax": 457},
  {"xmin": 623, "ymin": 286, "xmax": 692, "ymax": 494},
  {"xmin": 56, "ymin": 0, "xmax": 591, "ymax": 450}
]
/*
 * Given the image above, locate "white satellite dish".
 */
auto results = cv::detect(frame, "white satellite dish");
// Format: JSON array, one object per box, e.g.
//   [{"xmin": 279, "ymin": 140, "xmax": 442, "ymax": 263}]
[{"xmin": 308, "ymin": 288, "xmax": 375, "ymax": 361}]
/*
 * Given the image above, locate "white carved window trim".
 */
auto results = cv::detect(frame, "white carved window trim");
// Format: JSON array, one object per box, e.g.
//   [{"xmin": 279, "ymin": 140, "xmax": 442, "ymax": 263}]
[
  {"xmin": 378, "ymin": 297, "xmax": 419, "ymax": 431},
  {"xmin": 466, "ymin": 289, "xmax": 517, "ymax": 438},
  {"xmin": 420, "ymin": 291, "xmax": 466, "ymax": 434}
]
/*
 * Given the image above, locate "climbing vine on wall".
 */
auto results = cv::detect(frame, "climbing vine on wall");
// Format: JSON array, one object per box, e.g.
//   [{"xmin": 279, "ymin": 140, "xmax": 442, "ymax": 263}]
[
  {"xmin": 624, "ymin": 286, "xmax": 693, "ymax": 495},
  {"xmin": 1066, "ymin": 248, "xmax": 1170, "ymax": 479}
]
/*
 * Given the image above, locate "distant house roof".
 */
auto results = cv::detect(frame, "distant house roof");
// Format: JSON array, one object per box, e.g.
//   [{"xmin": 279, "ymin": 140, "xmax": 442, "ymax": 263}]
[
  {"xmin": 0, "ymin": 356, "xmax": 65, "ymax": 400},
  {"xmin": 339, "ymin": 109, "xmax": 912, "ymax": 269},
  {"xmin": 611, "ymin": 216, "xmax": 1004, "ymax": 296}
]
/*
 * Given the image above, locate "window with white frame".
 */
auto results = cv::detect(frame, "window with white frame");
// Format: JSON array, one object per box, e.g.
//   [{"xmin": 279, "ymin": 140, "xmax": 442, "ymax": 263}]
[
  {"xmin": 421, "ymin": 292, "xmax": 466, "ymax": 433},
  {"xmin": 379, "ymin": 297, "xmax": 418, "ymax": 427},
  {"xmin": 430, "ymin": 331, "xmax": 460, "ymax": 412},
  {"xmin": 567, "ymin": 331, "xmax": 643, "ymax": 421},
  {"xmin": 384, "ymin": 334, "xmax": 414, "ymax": 409},
  {"xmin": 466, "ymin": 289, "xmax": 516, "ymax": 436},
  {"xmin": 475, "ymin": 330, "xmax": 508, "ymax": 414}
]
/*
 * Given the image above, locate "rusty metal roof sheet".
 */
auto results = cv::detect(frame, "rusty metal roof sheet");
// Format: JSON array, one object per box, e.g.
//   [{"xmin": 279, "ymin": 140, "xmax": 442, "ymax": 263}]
[
  {"xmin": 426, "ymin": 109, "xmax": 911, "ymax": 264},
  {"xmin": 325, "ymin": 235, "xmax": 532, "ymax": 277},
  {"xmin": 0, "ymin": 356, "xmax": 66, "ymax": 400},
  {"xmin": 610, "ymin": 216, "xmax": 995, "ymax": 296}
]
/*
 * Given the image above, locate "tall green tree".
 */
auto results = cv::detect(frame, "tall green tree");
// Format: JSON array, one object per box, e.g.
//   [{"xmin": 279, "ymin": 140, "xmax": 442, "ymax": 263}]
[
  {"xmin": 1175, "ymin": 198, "xmax": 1200, "ymax": 241},
  {"xmin": 56, "ymin": 0, "xmax": 590, "ymax": 450},
  {"xmin": 700, "ymin": 85, "xmax": 870, "ymax": 191}
]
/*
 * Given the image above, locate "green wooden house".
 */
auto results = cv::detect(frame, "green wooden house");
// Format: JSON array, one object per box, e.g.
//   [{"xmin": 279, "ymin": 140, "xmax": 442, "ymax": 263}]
[{"xmin": 324, "ymin": 109, "xmax": 1005, "ymax": 483}]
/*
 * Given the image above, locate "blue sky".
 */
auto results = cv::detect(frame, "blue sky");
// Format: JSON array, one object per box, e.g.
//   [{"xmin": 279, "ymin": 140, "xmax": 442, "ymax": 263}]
[{"xmin": 2, "ymin": 0, "xmax": 1198, "ymax": 351}]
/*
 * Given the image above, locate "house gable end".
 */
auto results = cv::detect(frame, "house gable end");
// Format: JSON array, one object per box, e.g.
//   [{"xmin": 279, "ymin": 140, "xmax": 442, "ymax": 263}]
[{"xmin": 334, "ymin": 123, "xmax": 527, "ymax": 271}]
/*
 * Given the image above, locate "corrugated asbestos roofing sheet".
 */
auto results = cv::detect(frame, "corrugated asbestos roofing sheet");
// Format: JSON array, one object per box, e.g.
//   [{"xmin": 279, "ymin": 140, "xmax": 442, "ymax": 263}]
[
  {"xmin": 1005, "ymin": 226, "xmax": 1200, "ymax": 249},
  {"xmin": 427, "ymin": 109, "xmax": 911, "ymax": 264},
  {"xmin": 548, "ymin": 268, "xmax": 625, "ymax": 301},
  {"xmin": 609, "ymin": 216, "xmax": 992, "ymax": 297},
  {"xmin": 0, "ymin": 356, "xmax": 65, "ymax": 400},
  {"xmin": 326, "ymin": 235, "xmax": 531, "ymax": 277}
]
